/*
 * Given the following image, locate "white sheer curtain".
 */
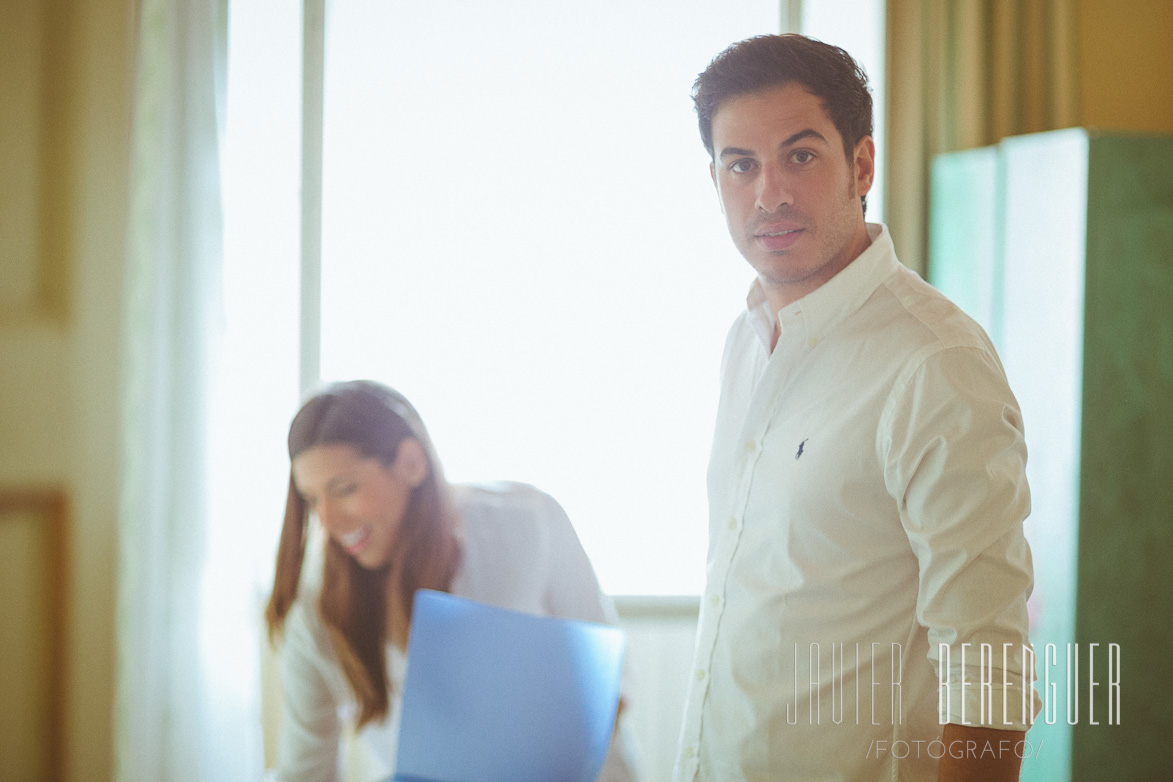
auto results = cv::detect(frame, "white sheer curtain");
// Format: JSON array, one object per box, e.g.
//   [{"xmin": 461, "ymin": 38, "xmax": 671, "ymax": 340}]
[{"xmin": 116, "ymin": 0, "xmax": 263, "ymax": 778}]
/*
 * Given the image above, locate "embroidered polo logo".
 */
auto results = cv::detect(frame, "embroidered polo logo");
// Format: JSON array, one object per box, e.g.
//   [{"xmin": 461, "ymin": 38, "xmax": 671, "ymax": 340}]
[{"xmin": 796, "ymin": 439, "xmax": 809, "ymax": 460}]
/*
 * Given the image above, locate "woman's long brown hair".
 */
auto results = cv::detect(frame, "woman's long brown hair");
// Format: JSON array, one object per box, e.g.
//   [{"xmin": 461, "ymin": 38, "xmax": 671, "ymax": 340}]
[{"xmin": 265, "ymin": 381, "xmax": 461, "ymax": 728}]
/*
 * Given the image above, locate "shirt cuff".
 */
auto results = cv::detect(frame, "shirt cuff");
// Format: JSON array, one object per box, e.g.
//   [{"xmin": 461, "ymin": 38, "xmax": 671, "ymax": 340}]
[{"xmin": 938, "ymin": 648, "xmax": 1042, "ymax": 730}]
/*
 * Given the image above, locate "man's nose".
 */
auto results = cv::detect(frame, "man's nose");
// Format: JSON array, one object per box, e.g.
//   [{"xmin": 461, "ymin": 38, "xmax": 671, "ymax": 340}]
[{"xmin": 755, "ymin": 163, "xmax": 793, "ymax": 213}]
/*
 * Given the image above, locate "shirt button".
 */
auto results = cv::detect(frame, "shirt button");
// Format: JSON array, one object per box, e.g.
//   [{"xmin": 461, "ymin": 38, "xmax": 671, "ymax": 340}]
[
  {"xmin": 696, "ymin": 668, "xmax": 707, "ymax": 681},
  {"xmin": 710, "ymin": 594, "xmax": 721, "ymax": 607},
  {"xmin": 808, "ymin": 337, "xmax": 819, "ymax": 348},
  {"xmin": 686, "ymin": 746, "xmax": 696, "ymax": 759},
  {"xmin": 726, "ymin": 516, "xmax": 738, "ymax": 531},
  {"xmin": 744, "ymin": 439, "xmax": 758, "ymax": 453}
]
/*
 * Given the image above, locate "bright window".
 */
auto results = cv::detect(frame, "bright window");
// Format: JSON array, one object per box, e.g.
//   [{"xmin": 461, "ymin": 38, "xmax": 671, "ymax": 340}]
[
  {"xmin": 219, "ymin": 2, "xmax": 303, "ymax": 595},
  {"xmin": 318, "ymin": 0, "xmax": 783, "ymax": 595},
  {"xmin": 224, "ymin": 1, "xmax": 887, "ymax": 597}
]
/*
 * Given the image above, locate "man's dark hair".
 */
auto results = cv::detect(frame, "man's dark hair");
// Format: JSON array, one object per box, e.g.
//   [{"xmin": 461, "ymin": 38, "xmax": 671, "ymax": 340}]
[{"xmin": 692, "ymin": 34, "xmax": 873, "ymax": 210}]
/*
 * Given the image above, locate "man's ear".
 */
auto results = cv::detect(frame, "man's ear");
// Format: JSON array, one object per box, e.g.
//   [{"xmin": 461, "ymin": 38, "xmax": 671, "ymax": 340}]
[
  {"xmin": 394, "ymin": 438, "xmax": 429, "ymax": 488},
  {"xmin": 710, "ymin": 160, "xmax": 725, "ymax": 213},
  {"xmin": 853, "ymin": 136, "xmax": 876, "ymax": 198}
]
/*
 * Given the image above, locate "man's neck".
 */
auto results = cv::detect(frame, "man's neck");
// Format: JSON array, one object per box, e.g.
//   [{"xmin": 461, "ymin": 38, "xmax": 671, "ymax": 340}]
[{"xmin": 760, "ymin": 222, "xmax": 875, "ymax": 353}]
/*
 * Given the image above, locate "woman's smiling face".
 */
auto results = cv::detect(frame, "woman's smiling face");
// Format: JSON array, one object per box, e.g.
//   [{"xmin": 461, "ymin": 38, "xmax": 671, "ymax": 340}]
[{"xmin": 292, "ymin": 440, "xmax": 425, "ymax": 569}]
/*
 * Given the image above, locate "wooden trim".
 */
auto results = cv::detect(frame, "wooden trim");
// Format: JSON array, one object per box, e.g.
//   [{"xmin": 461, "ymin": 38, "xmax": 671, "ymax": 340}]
[
  {"xmin": 299, "ymin": 0, "xmax": 326, "ymax": 395},
  {"xmin": 0, "ymin": 1, "xmax": 72, "ymax": 328},
  {"xmin": 0, "ymin": 489, "xmax": 68, "ymax": 782},
  {"xmin": 613, "ymin": 595, "xmax": 700, "ymax": 621}
]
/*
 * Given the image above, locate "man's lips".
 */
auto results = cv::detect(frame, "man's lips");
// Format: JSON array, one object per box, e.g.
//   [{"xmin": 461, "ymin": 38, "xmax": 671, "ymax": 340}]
[{"xmin": 754, "ymin": 226, "xmax": 804, "ymax": 251}]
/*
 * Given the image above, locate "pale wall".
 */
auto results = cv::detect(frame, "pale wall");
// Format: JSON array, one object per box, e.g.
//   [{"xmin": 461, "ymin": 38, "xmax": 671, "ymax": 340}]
[
  {"xmin": 1076, "ymin": 0, "xmax": 1173, "ymax": 133},
  {"xmin": 0, "ymin": 0, "xmax": 133, "ymax": 780}
]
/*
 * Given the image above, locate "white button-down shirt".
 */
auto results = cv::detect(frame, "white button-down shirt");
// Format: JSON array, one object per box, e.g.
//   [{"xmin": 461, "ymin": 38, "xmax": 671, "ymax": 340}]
[{"xmin": 675, "ymin": 224, "xmax": 1038, "ymax": 781}]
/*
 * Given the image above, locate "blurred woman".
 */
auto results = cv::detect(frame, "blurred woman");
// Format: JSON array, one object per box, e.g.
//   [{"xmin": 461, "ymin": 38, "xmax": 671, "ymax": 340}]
[{"xmin": 266, "ymin": 380, "xmax": 634, "ymax": 781}]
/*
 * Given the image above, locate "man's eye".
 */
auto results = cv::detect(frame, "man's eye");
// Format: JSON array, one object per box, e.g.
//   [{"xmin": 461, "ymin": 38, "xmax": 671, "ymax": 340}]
[
  {"xmin": 729, "ymin": 159, "xmax": 756, "ymax": 174},
  {"xmin": 791, "ymin": 150, "xmax": 815, "ymax": 164}
]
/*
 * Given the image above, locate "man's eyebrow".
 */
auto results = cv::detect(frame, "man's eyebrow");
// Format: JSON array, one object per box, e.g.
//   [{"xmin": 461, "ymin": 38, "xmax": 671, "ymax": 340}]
[
  {"xmin": 718, "ymin": 146, "xmax": 756, "ymax": 159},
  {"xmin": 781, "ymin": 129, "xmax": 828, "ymax": 147}
]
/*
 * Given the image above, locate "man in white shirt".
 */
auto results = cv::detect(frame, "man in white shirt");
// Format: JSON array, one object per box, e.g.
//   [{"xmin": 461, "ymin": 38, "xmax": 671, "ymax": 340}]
[{"xmin": 674, "ymin": 34, "xmax": 1038, "ymax": 782}]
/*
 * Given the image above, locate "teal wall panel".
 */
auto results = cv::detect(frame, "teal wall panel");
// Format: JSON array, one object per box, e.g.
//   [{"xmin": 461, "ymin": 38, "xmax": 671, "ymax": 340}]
[
  {"xmin": 1074, "ymin": 133, "xmax": 1173, "ymax": 780},
  {"xmin": 928, "ymin": 146, "xmax": 1001, "ymax": 346},
  {"xmin": 929, "ymin": 129, "xmax": 1173, "ymax": 781},
  {"xmin": 999, "ymin": 129, "xmax": 1089, "ymax": 782}
]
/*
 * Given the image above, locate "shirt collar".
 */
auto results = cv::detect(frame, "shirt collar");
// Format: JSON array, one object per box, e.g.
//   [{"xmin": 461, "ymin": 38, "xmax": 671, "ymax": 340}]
[{"xmin": 745, "ymin": 223, "xmax": 900, "ymax": 351}]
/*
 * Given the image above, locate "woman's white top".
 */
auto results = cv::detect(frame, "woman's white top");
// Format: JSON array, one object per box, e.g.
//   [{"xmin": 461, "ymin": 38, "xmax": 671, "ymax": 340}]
[{"xmin": 275, "ymin": 481, "xmax": 636, "ymax": 781}]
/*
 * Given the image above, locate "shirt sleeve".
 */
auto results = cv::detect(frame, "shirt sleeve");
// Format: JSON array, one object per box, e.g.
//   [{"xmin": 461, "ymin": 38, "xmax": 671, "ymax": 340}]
[
  {"xmin": 274, "ymin": 600, "xmax": 345, "ymax": 782},
  {"xmin": 881, "ymin": 344, "xmax": 1041, "ymax": 731},
  {"xmin": 534, "ymin": 490, "xmax": 618, "ymax": 625}
]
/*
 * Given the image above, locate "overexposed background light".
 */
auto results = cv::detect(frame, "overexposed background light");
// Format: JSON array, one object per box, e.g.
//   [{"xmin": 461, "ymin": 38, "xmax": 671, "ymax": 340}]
[
  {"xmin": 215, "ymin": 2, "xmax": 302, "ymax": 599},
  {"xmin": 318, "ymin": 0, "xmax": 783, "ymax": 595},
  {"xmin": 220, "ymin": 1, "xmax": 887, "ymax": 598}
]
